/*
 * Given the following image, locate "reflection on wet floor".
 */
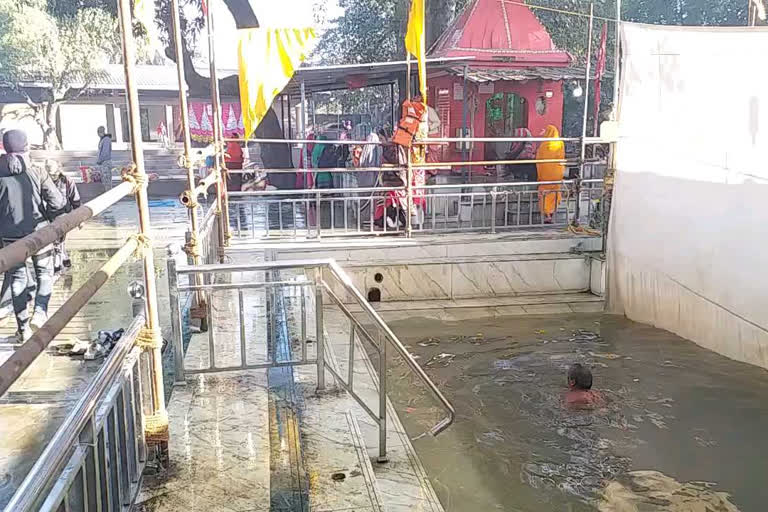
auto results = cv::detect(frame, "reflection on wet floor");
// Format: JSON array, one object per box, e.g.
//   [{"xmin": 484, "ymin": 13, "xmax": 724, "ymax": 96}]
[
  {"xmin": 386, "ymin": 313, "xmax": 768, "ymax": 511},
  {"xmin": 0, "ymin": 200, "xmax": 189, "ymax": 509}
]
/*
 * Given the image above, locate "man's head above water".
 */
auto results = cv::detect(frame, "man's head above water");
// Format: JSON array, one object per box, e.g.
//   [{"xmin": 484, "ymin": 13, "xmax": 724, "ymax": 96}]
[{"xmin": 567, "ymin": 363, "xmax": 593, "ymax": 391}]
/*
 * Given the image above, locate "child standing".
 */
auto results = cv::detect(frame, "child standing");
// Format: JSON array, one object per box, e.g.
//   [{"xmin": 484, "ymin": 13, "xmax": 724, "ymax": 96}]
[{"xmin": 45, "ymin": 160, "xmax": 80, "ymax": 273}]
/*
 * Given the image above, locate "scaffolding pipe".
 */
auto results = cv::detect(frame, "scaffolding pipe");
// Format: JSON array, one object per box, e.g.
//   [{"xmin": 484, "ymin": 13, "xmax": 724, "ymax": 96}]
[
  {"xmin": 170, "ymin": 0, "xmax": 205, "ymax": 310},
  {"xmin": 117, "ymin": 0, "xmax": 167, "ymax": 428},
  {"xmin": 0, "ymin": 182, "xmax": 133, "ymax": 274},
  {"xmin": 205, "ymin": 1, "xmax": 229, "ymax": 256},
  {"xmin": 0, "ymin": 238, "xmax": 139, "ymax": 398},
  {"xmin": 180, "ymin": 173, "xmax": 219, "ymax": 208}
]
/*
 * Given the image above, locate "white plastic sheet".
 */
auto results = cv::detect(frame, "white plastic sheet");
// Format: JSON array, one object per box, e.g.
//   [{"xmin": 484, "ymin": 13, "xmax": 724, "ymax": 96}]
[{"xmin": 608, "ymin": 23, "xmax": 768, "ymax": 368}]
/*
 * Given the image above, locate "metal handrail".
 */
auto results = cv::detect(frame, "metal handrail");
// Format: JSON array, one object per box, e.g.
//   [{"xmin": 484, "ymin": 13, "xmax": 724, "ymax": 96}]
[
  {"xmin": 175, "ymin": 258, "xmax": 456, "ymax": 437},
  {"xmin": 226, "ymin": 178, "xmax": 603, "ymax": 197},
  {"xmin": 326, "ymin": 260, "xmax": 456, "ymax": 436},
  {"xmin": 3, "ymin": 315, "xmax": 145, "ymax": 512}
]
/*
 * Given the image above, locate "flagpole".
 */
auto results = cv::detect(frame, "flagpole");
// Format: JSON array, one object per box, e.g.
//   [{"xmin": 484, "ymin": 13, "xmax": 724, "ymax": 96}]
[
  {"xmin": 205, "ymin": 0, "xmax": 230, "ymax": 259},
  {"xmin": 574, "ymin": 2, "xmax": 594, "ymax": 227}
]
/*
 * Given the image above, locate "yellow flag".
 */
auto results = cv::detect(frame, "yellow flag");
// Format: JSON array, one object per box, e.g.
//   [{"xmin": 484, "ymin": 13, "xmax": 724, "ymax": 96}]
[
  {"xmin": 238, "ymin": 28, "xmax": 317, "ymax": 138},
  {"xmin": 404, "ymin": 0, "xmax": 427, "ymax": 103}
]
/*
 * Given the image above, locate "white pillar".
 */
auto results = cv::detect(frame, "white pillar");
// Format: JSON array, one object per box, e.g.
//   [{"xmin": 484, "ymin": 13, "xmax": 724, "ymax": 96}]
[{"xmin": 113, "ymin": 104, "xmax": 125, "ymax": 149}]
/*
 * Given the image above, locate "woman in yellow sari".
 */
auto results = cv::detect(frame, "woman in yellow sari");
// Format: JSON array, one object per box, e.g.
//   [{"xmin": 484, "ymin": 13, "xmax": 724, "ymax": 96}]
[{"xmin": 535, "ymin": 125, "xmax": 566, "ymax": 224}]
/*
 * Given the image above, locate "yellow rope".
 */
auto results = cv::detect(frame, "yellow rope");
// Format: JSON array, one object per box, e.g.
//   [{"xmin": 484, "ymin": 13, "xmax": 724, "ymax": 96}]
[
  {"xmin": 568, "ymin": 224, "xmax": 602, "ymax": 236},
  {"xmin": 144, "ymin": 410, "xmax": 169, "ymax": 443},
  {"xmin": 127, "ymin": 233, "xmax": 152, "ymax": 258},
  {"xmin": 135, "ymin": 326, "xmax": 163, "ymax": 350},
  {"xmin": 183, "ymin": 234, "xmax": 201, "ymax": 258},
  {"xmin": 120, "ymin": 165, "xmax": 148, "ymax": 193}
]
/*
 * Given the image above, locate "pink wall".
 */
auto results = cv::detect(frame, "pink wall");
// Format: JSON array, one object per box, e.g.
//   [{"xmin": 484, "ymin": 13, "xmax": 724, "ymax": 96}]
[{"xmin": 429, "ymin": 75, "xmax": 564, "ymax": 164}]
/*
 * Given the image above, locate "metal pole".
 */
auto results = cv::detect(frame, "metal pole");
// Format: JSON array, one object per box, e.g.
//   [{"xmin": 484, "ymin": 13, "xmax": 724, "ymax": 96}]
[
  {"xmin": 462, "ymin": 64, "xmax": 468, "ymax": 184},
  {"xmin": 378, "ymin": 331, "xmax": 388, "ymax": 462},
  {"xmin": 613, "ymin": 0, "xmax": 622, "ymax": 118},
  {"xmin": 314, "ymin": 268, "xmax": 325, "ymax": 391},
  {"xmin": 405, "ymin": 55, "xmax": 413, "ymax": 237},
  {"xmin": 166, "ymin": 248, "xmax": 186, "ymax": 386},
  {"xmin": 205, "ymin": 1, "xmax": 230, "ymax": 256},
  {"xmin": 390, "ymin": 82, "xmax": 396, "ymax": 129},
  {"xmin": 575, "ymin": 3, "xmax": 594, "ymax": 227},
  {"xmin": 300, "ymin": 81, "xmax": 308, "ymax": 191},
  {"xmin": 171, "ymin": 0, "xmax": 205, "ymax": 307},
  {"xmin": 117, "ymin": 0, "xmax": 168, "ymax": 439}
]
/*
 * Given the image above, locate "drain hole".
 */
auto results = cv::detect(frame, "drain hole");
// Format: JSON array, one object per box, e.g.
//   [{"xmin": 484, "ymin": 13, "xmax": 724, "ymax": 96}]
[
  {"xmin": 367, "ymin": 287, "xmax": 381, "ymax": 302},
  {"xmin": 331, "ymin": 472, "xmax": 346, "ymax": 481},
  {"xmin": 374, "ymin": 272, "xmax": 384, "ymax": 283}
]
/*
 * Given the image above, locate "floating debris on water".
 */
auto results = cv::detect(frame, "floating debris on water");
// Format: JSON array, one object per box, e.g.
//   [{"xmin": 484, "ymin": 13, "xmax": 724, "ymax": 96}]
[
  {"xmin": 425, "ymin": 353, "xmax": 456, "ymax": 368},
  {"xmin": 589, "ymin": 351, "xmax": 622, "ymax": 360}
]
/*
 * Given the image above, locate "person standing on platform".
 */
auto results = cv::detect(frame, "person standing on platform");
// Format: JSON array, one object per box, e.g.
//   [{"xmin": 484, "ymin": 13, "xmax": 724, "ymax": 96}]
[
  {"xmin": 96, "ymin": 126, "xmax": 113, "ymax": 191},
  {"xmin": 535, "ymin": 125, "xmax": 566, "ymax": 224}
]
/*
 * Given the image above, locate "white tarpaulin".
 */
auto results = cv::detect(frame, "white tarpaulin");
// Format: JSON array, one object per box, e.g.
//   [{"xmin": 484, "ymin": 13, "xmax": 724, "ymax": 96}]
[{"xmin": 608, "ymin": 23, "xmax": 768, "ymax": 368}]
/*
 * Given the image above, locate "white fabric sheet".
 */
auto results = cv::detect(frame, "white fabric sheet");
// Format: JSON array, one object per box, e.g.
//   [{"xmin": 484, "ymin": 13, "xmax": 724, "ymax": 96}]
[{"xmin": 608, "ymin": 23, "xmax": 768, "ymax": 368}]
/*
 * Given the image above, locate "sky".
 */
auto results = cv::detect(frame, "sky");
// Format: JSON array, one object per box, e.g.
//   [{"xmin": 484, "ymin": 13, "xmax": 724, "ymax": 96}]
[{"xmin": 194, "ymin": 0, "xmax": 342, "ymax": 72}]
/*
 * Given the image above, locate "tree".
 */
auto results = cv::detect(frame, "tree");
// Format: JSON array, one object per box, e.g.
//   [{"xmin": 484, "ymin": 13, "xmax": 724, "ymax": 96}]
[
  {"xmin": 155, "ymin": 0, "xmax": 260, "ymax": 97},
  {"xmin": 0, "ymin": 0, "xmax": 120, "ymax": 149}
]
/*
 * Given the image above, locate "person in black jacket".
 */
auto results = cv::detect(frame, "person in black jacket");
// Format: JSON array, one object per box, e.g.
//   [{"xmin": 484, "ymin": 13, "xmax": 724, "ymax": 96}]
[{"xmin": 0, "ymin": 130, "xmax": 68, "ymax": 340}]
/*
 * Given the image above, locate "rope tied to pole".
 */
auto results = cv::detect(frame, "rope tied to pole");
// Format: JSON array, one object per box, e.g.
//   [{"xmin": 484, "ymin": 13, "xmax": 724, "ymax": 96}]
[
  {"xmin": 121, "ymin": 165, "xmax": 148, "ymax": 193},
  {"xmin": 135, "ymin": 325, "xmax": 163, "ymax": 350},
  {"xmin": 144, "ymin": 409, "xmax": 169, "ymax": 443},
  {"xmin": 183, "ymin": 234, "xmax": 201, "ymax": 258},
  {"xmin": 127, "ymin": 233, "xmax": 152, "ymax": 258}
]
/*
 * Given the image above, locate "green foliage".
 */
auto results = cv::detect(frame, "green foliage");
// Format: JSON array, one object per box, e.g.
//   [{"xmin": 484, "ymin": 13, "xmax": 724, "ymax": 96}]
[
  {"xmin": 0, "ymin": 0, "xmax": 120, "ymax": 147},
  {"xmin": 0, "ymin": 1, "xmax": 119, "ymax": 96}
]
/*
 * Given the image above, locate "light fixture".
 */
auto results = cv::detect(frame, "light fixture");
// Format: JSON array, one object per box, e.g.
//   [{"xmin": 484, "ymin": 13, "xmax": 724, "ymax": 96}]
[{"xmin": 572, "ymin": 83, "xmax": 583, "ymax": 98}]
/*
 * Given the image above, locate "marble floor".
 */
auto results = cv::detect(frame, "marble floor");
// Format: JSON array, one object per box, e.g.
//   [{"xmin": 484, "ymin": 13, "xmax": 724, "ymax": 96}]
[{"xmin": 133, "ymin": 264, "xmax": 447, "ymax": 512}]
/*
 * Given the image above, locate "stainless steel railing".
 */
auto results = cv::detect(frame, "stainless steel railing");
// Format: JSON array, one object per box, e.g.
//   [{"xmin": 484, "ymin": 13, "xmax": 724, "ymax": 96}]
[
  {"xmin": 166, "ymin": 257, "xmax": 455, "ymax": 462},
  {"xmin": 3, "ymin": 315, "xmax": 149, "ymax": 512},
  {"xmin": 224, "ymin": 177, "xmax": 604, "ymax": 239}
]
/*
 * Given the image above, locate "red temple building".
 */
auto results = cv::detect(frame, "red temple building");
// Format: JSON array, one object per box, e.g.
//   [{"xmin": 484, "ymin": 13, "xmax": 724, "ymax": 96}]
[{"xmin": 428, "ymin": 0, "xmax": 581, "ymax": 163}]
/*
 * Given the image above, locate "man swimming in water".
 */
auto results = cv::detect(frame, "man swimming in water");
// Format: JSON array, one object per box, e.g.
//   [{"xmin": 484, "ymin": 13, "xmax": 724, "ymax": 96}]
[{"xmin": 565, "ymin": 363, "xmax": 601, "ymax": 406}]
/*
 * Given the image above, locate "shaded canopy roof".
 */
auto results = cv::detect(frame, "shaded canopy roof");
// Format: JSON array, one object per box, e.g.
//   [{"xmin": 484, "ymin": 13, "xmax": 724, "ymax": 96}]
[{"xmin": 430, "ymin": 0, "xmax": 572, "ymax": 68}]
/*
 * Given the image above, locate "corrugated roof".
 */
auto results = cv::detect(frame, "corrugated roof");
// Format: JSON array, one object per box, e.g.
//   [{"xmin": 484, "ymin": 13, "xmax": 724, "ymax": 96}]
[
  {"xmin": 15, "ymin": 65, "xmax": 182, "ymax": 92},
  {"xmin": 95, "ymin": 65, "xmax": 181, "ymax": 91}
]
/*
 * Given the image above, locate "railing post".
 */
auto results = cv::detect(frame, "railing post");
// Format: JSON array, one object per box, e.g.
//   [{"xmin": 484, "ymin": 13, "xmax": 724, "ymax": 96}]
[
  {"xmin": 406, "ymin": 150, "xmax": 413, "ymax": 237},
  {"xmin": 314, "ymin": 267, "xmax": 325, "ymax": 392},
  {"xmin": 378, "ymin": 330, "xmax": 388, "ymax": 463},
  {"xmin": 167, "ymin": 248, "xmax": 186, "ymax": 386},
  {"xmin": 117, "ymin": 0, "xmax": 168, "ymax": 448},
  {"xmin": 205, "ymin": 0, "xmax": 231, "ymax": 248},
  {"xmin": 490, "ymin": 186, "xmax": 498, "ymax": 234}
]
